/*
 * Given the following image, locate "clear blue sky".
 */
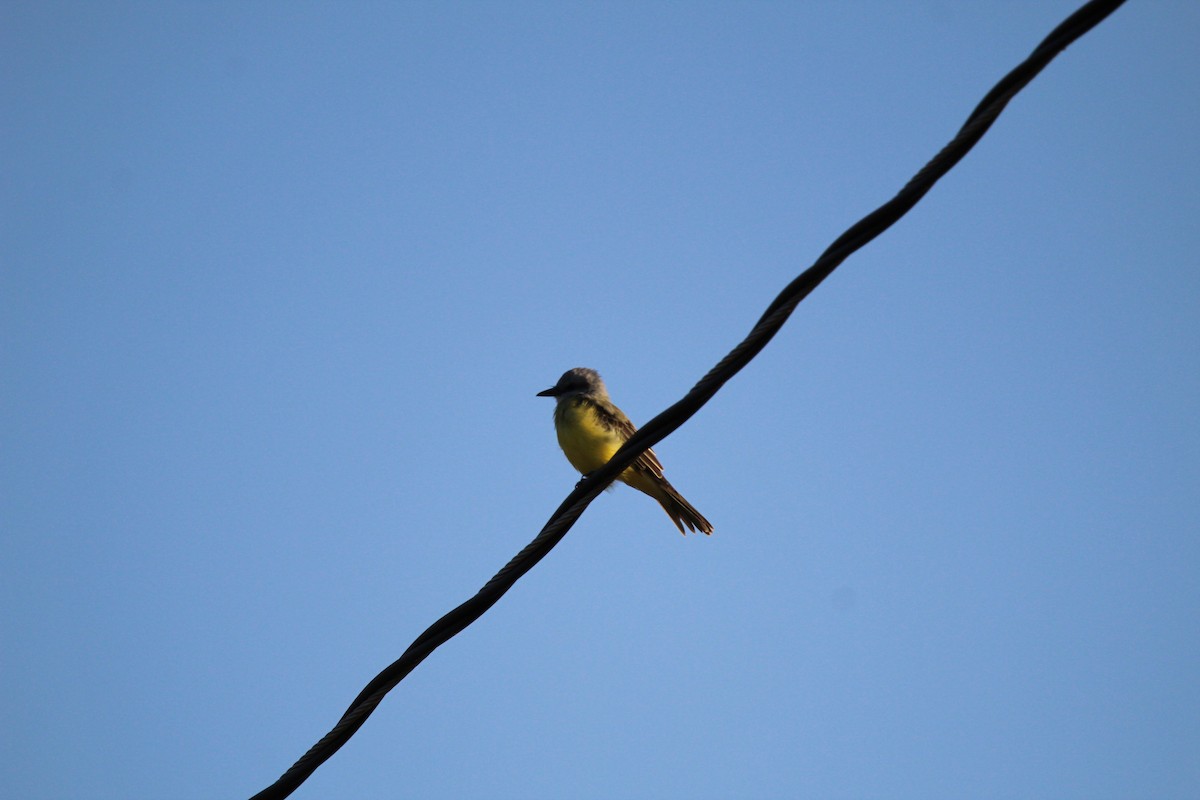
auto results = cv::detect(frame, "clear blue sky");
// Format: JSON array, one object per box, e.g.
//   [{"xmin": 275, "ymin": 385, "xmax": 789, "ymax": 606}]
[{"xmin": 3, "ymin": 2, "xmax": 1197, "ymax": 798}]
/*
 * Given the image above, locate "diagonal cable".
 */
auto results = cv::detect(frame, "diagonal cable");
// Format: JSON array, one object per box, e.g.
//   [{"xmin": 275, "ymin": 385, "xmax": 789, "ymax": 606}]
[{"xmin": 248, "ymin": 2, "xmax": 1126, "ymax": 797}]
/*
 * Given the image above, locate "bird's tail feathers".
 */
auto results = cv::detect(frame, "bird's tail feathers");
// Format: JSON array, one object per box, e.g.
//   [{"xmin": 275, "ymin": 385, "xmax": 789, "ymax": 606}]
[{"xmin": 657, "ymin": 481, "xmax": 713, "ymax": 536}]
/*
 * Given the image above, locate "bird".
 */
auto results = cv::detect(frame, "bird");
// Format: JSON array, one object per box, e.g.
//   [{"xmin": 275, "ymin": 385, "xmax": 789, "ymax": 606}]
[{"xmin": 537, "ymin": 367, "xmax": 712, "ymax": 535}]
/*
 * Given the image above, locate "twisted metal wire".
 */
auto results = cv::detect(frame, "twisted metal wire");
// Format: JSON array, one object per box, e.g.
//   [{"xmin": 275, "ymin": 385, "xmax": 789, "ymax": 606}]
[{"xmin": 249, "ymin": 2, "xmax": 1126, "ymax": 796}]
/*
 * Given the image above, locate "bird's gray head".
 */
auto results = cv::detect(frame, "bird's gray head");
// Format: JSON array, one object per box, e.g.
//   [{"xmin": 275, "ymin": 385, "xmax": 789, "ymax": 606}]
[{"xmin": 536, "ymin": 367, "xmax": 607, "ymax": 400}]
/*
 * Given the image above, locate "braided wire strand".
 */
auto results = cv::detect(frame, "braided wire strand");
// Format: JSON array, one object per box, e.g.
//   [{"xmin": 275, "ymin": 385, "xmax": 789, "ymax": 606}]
[{"xmin": 249, "ymin": 2, "xmax": 1126, "ymax": 797}]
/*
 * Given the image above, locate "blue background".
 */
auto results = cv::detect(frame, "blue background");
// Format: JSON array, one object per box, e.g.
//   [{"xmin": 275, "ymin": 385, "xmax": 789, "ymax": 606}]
[{"xmin": 4, "ymin": 2, "xmax": 1197, "ymax": 798}]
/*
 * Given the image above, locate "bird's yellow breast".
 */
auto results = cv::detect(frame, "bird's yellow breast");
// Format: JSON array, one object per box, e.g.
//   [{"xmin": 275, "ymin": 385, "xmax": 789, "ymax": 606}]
[{"xmin": 554, "ymin": 398, "xmax": 623, "ymax": 475}]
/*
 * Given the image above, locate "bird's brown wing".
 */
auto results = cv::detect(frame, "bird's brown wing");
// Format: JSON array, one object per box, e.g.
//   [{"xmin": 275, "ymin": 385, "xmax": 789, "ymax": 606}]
[{"xmin": 587, "ymin": 397, "xmax": 666, "ymax": 478}]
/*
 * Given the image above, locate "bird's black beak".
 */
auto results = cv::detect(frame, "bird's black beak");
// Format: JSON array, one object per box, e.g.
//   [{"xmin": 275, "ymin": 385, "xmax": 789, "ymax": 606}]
[{"xmin": 536, "ymin": 386, "xmax": 559, "ymax": 397}]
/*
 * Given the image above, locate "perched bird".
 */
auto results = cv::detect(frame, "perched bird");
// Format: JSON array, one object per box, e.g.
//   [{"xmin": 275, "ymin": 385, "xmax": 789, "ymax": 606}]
[{"xmin": 537, "ymin": 367, "xmax": 712, "ymax": 535}]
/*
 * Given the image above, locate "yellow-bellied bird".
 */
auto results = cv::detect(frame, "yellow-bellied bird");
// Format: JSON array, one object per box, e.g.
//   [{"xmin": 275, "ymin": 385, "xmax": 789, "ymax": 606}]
[{"xmin": 538, "ymin": 368, "xmax": 712, "ymax": 535}]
